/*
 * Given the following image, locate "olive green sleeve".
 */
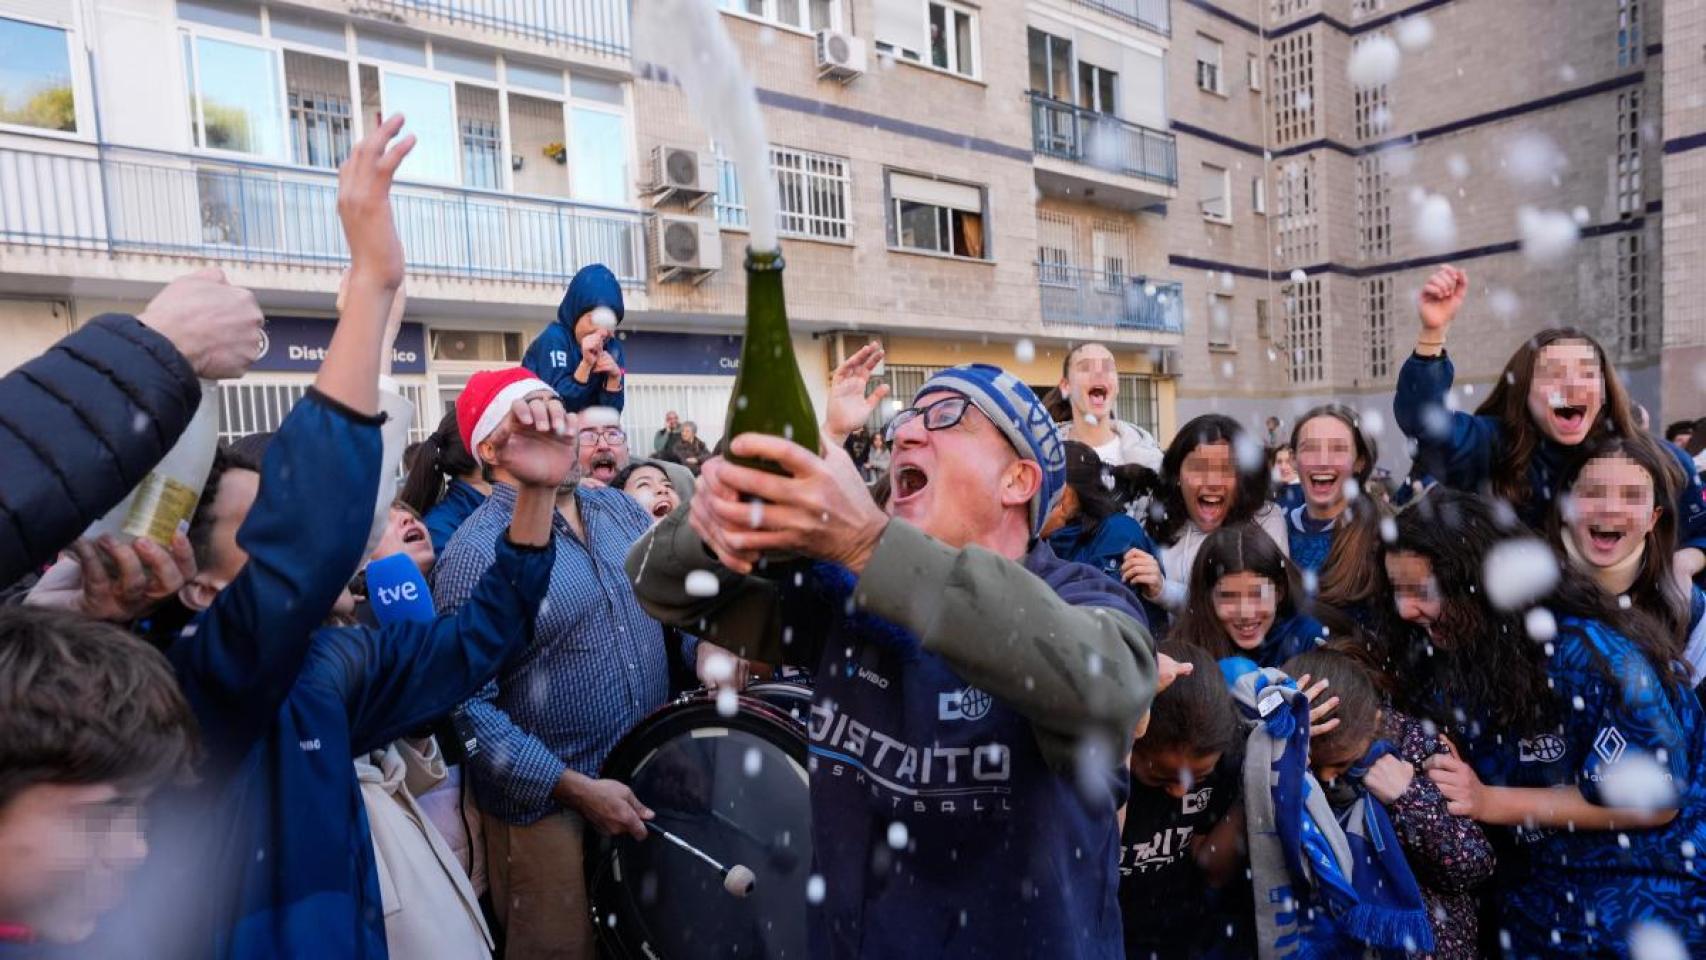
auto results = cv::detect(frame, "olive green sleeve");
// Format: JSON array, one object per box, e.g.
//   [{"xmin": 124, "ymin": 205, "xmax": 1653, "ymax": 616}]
[{"xmin": 624, "ymin": 505, "xmax": 790, "ymax": 664}]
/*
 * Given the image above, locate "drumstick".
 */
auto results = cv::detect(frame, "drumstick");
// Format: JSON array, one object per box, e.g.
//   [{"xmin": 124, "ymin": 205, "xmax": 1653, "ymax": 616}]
[
  {"xmin": 645, "ymin": 822, "xmax": 757, "ymax": 897},
  {"xmin": 711, "ymin": 810, "xmax": 801, "ymax": 871}
]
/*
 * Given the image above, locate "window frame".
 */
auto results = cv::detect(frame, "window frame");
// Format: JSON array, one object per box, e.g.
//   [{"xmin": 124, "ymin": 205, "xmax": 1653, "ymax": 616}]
[
  {"xmin": 1252, "ymin": 175, "xmax": 1267, "ymax": 215},
  {"xmin": 1207, "ymin": 291, "xmax": 1235, "ymax": 350},
  {"xmin": 717, "ymin": 0, "xmax": 844, "ymax": 35},
  {"xmin": 0, "ymin": 11, "xmax": 91, "ymax": 141},
  {"xmin": 715, "ymin": 143, "xmax": 854, "ymax": 244},
  {"xmin": 925, "ymin": 0, "xmax": 980, "ymax": 80},
  {"xmin": 1195, "ymin": 33, "xmax": 1225, "ymax": 96},
  {"xmin": 885, "ymin": 168, "xmax": 990, "ymax": 262},
  {"xmin": 1078, "ymin": 60, "xmax": 1118, "ymax": 116},
  {"xmin": 1199, "ymin": 162, "xmax": 1231, "ymax": 223},
  {"xmin": 1246, "ymin": 52, "xmax": 1262, "ymax": 91},
  {"xmin": 180, "ymin": 23, "xmax": 292, "ymax": 161}
]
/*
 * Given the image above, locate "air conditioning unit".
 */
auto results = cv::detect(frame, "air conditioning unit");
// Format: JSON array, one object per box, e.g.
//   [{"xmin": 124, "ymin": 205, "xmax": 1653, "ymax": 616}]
[
  {"xmin": 648, "ymin": 145, "xmax": 716, "ymax": 209},
  {"xmin": 815, "ymin": 29, "xmax": 866, "ymax": 83},
  {"xmin": 650, "ymin": 214, "xmax": 722, "ymax": 284}
]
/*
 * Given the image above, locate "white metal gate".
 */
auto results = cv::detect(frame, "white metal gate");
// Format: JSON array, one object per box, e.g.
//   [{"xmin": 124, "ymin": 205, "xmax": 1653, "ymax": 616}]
[{"xmin": 216, "ymin": 376, "xmax": 432, "ymax": 445}]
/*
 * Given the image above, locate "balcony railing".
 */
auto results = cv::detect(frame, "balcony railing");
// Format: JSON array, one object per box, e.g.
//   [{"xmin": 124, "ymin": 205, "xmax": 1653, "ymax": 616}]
[
  {"xmin": 1029, "ymin": 93, "xmax": 1178, "ymax": 187},
  {"xmin": 365, "ymin": 0, "xmax": 630, "ymax": 57},
  {"xmin": 0, "ymin": 145, "xmax": 645, "ymax": 287},
  {"xmin": 1070, "ymin": 0, "xmax": 1170, "ymax": 34},
  {"xmin": 1038, "ymin": 265, "xmax": 1184, "ymax": 333}
]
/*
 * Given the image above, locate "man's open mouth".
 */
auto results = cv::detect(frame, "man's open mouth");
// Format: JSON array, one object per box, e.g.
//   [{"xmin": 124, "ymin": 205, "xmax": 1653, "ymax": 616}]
[{"xmin": 895, "ymin": 464, "xmax": 929, "ymax": 500}]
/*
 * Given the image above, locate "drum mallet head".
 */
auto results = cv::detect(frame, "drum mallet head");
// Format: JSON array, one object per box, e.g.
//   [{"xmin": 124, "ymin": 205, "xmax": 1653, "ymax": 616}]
[{"xmin": 645, "ymin": 822, "xmax": 756, "ymax": 898}]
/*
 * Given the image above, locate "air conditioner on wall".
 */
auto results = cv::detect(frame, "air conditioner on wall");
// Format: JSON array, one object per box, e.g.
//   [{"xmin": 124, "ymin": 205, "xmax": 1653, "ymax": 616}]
[
  {"xmin": 648, "ymin": 145, "xmax": 716, "ymax": 210},
  {"xmin": 815, "ymin": 29, "xmax": 867, "ymax": 83},
  {"xmin": 650, "ymin": 214, "xmax": 722, "ymax": 284}
]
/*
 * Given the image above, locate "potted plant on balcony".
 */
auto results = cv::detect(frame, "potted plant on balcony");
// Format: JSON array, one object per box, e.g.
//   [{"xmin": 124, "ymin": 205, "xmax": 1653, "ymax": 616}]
[{"xmin": 543, "ymin": 141, "xmax": 567, "ymax": 165}]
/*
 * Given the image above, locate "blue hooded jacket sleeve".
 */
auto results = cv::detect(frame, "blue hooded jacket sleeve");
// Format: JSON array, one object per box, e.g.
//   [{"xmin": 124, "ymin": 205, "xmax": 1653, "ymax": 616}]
[
  {"xmin": 317, "ymin": 535, "xmax": 553, "ymax": 754},
  {"xmin": 1393, "ymin": 351, "xmax": 1503, "ymax": 491},
  {"xmin": 524, "ymin": 263, "xmax": 628, "ymax": 413},
  {"xmin": 169, "ymin": 390, "xmax": 382, "ymax": 768},
  {"xmin": 1663, "ymin": 440, "xmax": 1706, "ymax": 555}
]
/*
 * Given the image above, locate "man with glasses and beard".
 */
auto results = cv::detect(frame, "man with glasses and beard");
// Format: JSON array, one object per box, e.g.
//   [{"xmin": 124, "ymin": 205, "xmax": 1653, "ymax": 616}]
[{"xmin": 433, "ymin": 369, "xmax": 667, "ymax": 960}]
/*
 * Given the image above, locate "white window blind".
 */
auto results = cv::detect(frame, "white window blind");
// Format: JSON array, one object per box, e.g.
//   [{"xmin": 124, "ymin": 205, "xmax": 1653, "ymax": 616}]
[{"xmin": 889, "ymin": 172, "xmax": 980, "ymax": 211}]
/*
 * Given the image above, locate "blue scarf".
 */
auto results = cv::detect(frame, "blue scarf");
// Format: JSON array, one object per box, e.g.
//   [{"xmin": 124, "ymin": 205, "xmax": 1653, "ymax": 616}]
[{"xmin": 1225, "ymin": 660, "xmax": 1433, "ymax": 959}]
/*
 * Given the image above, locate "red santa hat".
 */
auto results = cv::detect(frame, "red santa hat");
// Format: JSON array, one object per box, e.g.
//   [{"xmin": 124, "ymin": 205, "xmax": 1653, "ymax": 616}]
[{"xmin": 457, "ymin": 367, "xmax": 553, "ymax": 463}]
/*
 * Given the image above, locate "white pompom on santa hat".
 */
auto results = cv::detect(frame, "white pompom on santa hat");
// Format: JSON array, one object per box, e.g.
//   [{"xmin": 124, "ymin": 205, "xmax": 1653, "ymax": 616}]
[{"xmin": 456, "ymin": 366, "xmax": 554, "ymax": 463}]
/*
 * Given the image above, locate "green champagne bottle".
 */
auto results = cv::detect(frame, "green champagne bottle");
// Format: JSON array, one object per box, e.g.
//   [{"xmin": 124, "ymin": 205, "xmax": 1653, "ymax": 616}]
[{"xmin": 723, "ymin": 247, "xmax": 820, "ymax": 473}]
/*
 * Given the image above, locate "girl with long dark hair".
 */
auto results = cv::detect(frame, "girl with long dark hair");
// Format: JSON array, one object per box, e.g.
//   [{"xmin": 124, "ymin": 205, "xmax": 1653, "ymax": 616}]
[
  {"xmin": 1042, "ymin": 441, "xmax": 1166, "ymax": 626},
  {"xmin": 1371, "ymin": 489, "xmax": 1706, "ymax": 955},
  {"xmin": 1548, "ymin": 433, "xmax": 1705, "ymax": 682},
  {"xmin": 1168, "ymin": 524, "xmax": 1326, "ymax": 668},
  {"xmin": 1393, "ymin": 265, "xmax": 1706, "ymax": 575},
  {"xmin": 399, "ymin": 410, "xmax": 489, "ymax": 555},
  {"xmin": 1143, "ymin": 415, "xmax": 1289, "ymax": 610},
  {"xmin": 1283, "ymin": 404, "xmax": 1377, "ymax": 573}
]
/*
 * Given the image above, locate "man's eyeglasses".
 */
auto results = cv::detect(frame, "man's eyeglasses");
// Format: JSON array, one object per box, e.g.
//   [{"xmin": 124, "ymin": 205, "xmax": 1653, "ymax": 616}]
[
  {"xmin": 883, "ymin": 395, "xmax": 972, "ymax": 443},
  {"xmin": 577, "ymin": 426, "xmax": 627, "ymax": 447}
]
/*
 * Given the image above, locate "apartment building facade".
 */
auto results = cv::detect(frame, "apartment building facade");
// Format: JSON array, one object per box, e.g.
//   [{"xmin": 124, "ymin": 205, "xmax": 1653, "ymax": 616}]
[{"xmin": 1166, "ymin": 0, "xmax": 1681, "ymax": 472}]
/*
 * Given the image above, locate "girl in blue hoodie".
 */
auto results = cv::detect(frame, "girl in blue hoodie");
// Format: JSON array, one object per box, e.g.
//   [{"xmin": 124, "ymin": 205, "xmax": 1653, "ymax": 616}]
[
  {"xmin": 1169, "ymin": 523, "xmax": 1332, "ymax": 669},
  {"xmin": 1043, "ymin": 441, "xmax": 1168, "ymax": 628},
  {"xmin": 1394, "ymin": 265, "xmax": 1706, "ymax": 578},
  {"xmin": 521, "ymin": 262, "xmax": 627, "ymax": 412}
]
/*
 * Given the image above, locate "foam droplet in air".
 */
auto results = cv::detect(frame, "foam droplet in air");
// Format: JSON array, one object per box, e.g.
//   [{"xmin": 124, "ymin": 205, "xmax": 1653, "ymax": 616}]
[
  {"xmin": 1517, "ymin": 206, "xmax": 1581, "ymax": 265},
  {"xmin": 685, "ymin": 570, "xmax": 721, "ymax": 598},
  {"xmin": 743, "ymin": 746, "xmax": 763, "ymax": 777},
  {"xmin": 1489, "ymin": 288, "xmax": 1521, "ymax": 320},
  {"xmin": 886, "ymin": 821, "xmax": 909, "ymax": 850},
  {"xmin": 1446, "ymin": 154, "xmax": 1470, "ymax": 180},
  {"xmin": 1525, "ymin": 606, "xmax": 1557, "ymax": 642},
  {"xmin": 1482, "ymin": 539, "xmax": 1559, "ymax": 610},
  {"xmin": 1289, "ymin": 268, "xmax": 1308, "ymax": 284},
  {"xmin": 1395, "ymin": 16, "xmax": 1434, "ymax": 51},
  {"xmin": 1413, "ymin": 193, "xmax": 1457, "ymax": 253},
  {"xmin": 1599, "ymin": 753, "xmax": 1679, "ymax": 813},
  {"xmin": 1572, "ymin": 206, "xmax": 1591, "ymax": 226},
  {"xmin": 1503, "ymin": 133, "xmax": 1565, "ymax": 186},
  {"xmin": 589, "ymin": 306, "xmax": 618, "ymax": 330},
  {"xmin": 1628, "ymin": 921, "xmax": 1687, "ymax": 960},
  {"xmin": 1346, "ymin": 35, "xmax": 1401, "ymax": 87},
  {"xmin": 716, "ymin": 686, "xmax": 739, "ymax": 717},
  {"xmin": 806, "ymin": 874, "xmax": 826, "ymax": 904},
  {"xmin": 703, "ymin": 651, "xmax": 736, "ymax": 684},
  {"xmin": 1014, "ymin": 338, "xmax": 1036, "ymax": 364}
]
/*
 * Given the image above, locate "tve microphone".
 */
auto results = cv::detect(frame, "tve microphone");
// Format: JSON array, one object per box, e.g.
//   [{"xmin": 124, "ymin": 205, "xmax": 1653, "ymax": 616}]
[{"xmin": 365, "ymin": 553, "xmax": 436, "ymax": 625}]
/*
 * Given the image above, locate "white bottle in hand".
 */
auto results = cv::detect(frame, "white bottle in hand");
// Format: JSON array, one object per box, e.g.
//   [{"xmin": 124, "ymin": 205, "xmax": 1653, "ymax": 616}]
[{"xmin": 86, "ymin": 379, "xmax": 221, "ymax": 547}]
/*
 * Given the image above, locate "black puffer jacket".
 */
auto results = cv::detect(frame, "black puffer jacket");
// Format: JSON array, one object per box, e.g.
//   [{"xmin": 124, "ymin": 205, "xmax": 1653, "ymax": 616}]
[{"xmin": 0, "ymin": 314, "xmax": 200, "ymax": 587}]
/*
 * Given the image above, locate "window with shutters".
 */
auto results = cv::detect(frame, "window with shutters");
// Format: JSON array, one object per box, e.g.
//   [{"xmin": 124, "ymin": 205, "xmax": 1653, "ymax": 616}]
[
  {"xmin": 1282, "ymin": 278, "xmax": 1324, "ymax": 385},
  {"xmin": 1247, "ymin": 53, "xmax": 1262, "ymax": 91},
  {"xmin": 1200, "ymin": 163, "xmax": 1231, "ymax": 222},
  {"xmin": 1617, "ymin": 89, "xmax": 1642, "ymax": 218},
  {"xmin": 1093, "ymin": 224, "xmax": 1130, "ymax": 292},
  {"xmin": 887, "ymin": 170, "xmax": 986, "ymax": 258},
  {"xmin": 1355, "ymin": 155, "xmax": 1392, "ymax": 259},
  {"xmin": 1269, "ymin": 33, "xmax": 1316, "ymax": 146},
  {"xmin": 717, "ymin": 145, "xmax": 853, "ymax": 242},
  {"xmin": 1208, "ymin": 292, "xmax": 1235, "ymax": 349},
  {"xmin": 1196, "ymin": 34, "xmax": 1225, "ymax": 95},
  {"xmin": 1252, "ymin": 176, "xmax": 1267, "ymax": 215},
  {"xmin": 1361, "ymin": 277, "xmax": 1393, "ymax": 380},
  {"xmin": 1615, "ymin": 234, "xmax": 1647, "ymax": 356},
  {"xmin": 1276, "ymin": 158, "xmax": 1318, "ymax": 263}
]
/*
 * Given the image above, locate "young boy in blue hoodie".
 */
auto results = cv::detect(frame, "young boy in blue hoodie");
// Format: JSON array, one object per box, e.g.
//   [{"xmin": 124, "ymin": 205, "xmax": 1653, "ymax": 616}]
[
  {"xmin": 522, "ymin": 262, "xmax": 627, "ymax": 413},
  {"xmin": 94, "ymin": 116, "xmax": 575, "ymax": 960}
]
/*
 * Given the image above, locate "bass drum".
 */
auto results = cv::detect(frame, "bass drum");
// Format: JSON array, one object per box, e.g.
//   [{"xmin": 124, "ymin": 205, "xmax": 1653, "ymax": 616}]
[
  {"xmin": 589, "ymin": 693, "xmax": 813, "ymax": 959},
  {"xmin": 743, "ymin": 675, "xmax": 814, "ymax": 727}
]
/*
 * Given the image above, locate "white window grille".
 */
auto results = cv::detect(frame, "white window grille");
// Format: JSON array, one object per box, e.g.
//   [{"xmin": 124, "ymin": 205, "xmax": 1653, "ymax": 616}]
[
  {"xmin": 1617, "ymin": 89, "xmax": 1642, "ymax": 218},
  {"xmin": 1361, "ymin": 277, "xmax": 1393, "ymax": 380},
  {"xmin": 1036, "ymin": 209, "xmax": 1077, "ymax": 285},
  {"xmin": 1282, "ymin": 277, "xmax": 1324, "ymax": 385},
  {"xmin": 1615, "ymin": 233, "xmax": 1647, "ymax": 356},
  {"xmin": 1276, "ymin": 158, "xmax": 1318, "ymax": 263},
  {"xmin": 1270, "ymin": 33, "xmax": 1317, "ymax": 146},
  {"xmin": 1355, "ymin": 155, "xmax": 1392, "ymax": 259},
  {"xmin": 1617, "ymin": 0, "xmax": 1641, "ymax": 68},
  {"xmin": 1116, "ymin": 374, "xmax": 1161, "ymax": 437},
  {"xmin": 716, "ymin": 145, "xmax": 853, "ymax": 242},
  {"xmin": 216, "ymin": 378, "xmax": 432, "ymax": 445}
]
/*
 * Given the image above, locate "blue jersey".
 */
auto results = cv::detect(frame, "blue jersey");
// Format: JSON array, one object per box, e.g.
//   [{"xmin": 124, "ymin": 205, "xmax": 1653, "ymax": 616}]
[{"xmin": 1454, "ymin": 617, "xmax": 1706, "ymax": 956}]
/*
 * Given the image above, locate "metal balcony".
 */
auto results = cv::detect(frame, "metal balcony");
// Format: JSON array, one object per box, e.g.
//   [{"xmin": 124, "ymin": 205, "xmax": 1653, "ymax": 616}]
[
  {"xmin": 364, "ymin": 0, "xmax": 630, "ymax": 57},
  {"xmin": 0, "ymin": 144, "xmax": 645, "ymax": 287},
  {"xmin": 1038, "ymin": 265, "xmax": 1184, "ymax": 334},
  {"xmin": 1068, "ymin": 0, "xmax": 1170, "ymax": 34},
  {"xmin": 1029, "ymin": 93, "xmax": 1177, "ymax": 209}
]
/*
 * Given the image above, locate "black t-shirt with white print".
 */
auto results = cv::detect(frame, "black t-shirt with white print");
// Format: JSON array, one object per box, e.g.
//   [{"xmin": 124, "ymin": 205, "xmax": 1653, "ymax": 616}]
[{"xmin": 1118, "ymin": 751, "xmax": 1243, "ymax": 960}]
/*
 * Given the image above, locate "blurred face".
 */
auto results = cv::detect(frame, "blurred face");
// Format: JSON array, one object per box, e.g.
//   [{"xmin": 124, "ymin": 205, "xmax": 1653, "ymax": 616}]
[
  {"xmin": 1564, "ymin": 454, "xmax": 1659, "ymax": 568},
  {"xmin": 1311, "ymin": 732, "xmax": 1376, "ymax": 785},
  {"xmin": 1525, "ymin": 341, "xmax": 1604, "ymax": 445},
  {"xmin": 1212, "ymin": 571, "xmax": 1280, "ymax": 651},
  {"xmin": 1272, "ymin": 447, "xmax": 1299, "ymax": 485},
  {"xmin": 888, "ymin": 390, "xmax": 1037, "ymax": 549},
  {"xmin": 1040, "ymin": 485, "xmax": 1080, "ymax": 538},
  {"xmin": 622, "ymin": 465, "xmax": 679, "ymax": 522},
  {"xmin": 0, "ymin": 783, "xmax": 150, "ymax": 943},
  {"xmin": 577, "ymin": 425, "xmax": 629, "ymax": 484},
  {"xmin": 1180, "ymin": 441, "xmax": 1236, "ymax": 531},
  {"xmin": 681, "ymin": 423, "xmax": 697, "ymax": 443},
  {"xmin": 1295, "ymin": 416, "xmax": 1361, "ymax": 515},
  {"xmin": 371, "ymin": 506, "xmax": 433, "ymax": 572},
  {"xmin": 181, "ymin": 468, "xmax": 261, "ymax": 609},
  {"xmin": 1385, "ymin": 550, "xmax": 1443, "ymax": 638},
  {"xmin": 1131, "ymin": 746, "xmax": 1222, "ymax": 800},
  {"xmin": 1063, "ymin": 345, "xmax": 1118, "ymax": 423},
  {"xmin": 665, "ymin": 411, "xmax": 680, "ymax": 429}
]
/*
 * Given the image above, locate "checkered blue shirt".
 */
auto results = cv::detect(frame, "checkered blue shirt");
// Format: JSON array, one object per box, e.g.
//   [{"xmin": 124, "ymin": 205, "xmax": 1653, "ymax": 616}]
[{"xmin": 434, "ymin": 482, "xmax": 669, "ymax": 825}]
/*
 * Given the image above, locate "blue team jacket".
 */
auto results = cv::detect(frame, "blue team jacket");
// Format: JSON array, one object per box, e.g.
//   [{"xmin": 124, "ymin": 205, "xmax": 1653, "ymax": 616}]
[
  {"xmin": 521, "ymin": 322, "xmax": 627, "ymax": 413},
  {"xmin": 1394, "ymin": 352, "xmax": 1706, "ymax": 550},
  {"xmin": 422, "ymin": 477, "xmax": 486, "ymax": 556},
  {"xmin": 1047, "ymin": 513, "xmax": 1170, "ymax": 632},
  {"xmin": 107, "ymin": 392, "xmax": 551, "ymax": 959}
]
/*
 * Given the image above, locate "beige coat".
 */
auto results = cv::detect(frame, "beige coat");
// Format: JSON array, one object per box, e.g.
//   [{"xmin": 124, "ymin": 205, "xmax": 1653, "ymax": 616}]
[{"xmin": 354, "ymin": 740, "xmax": 492, "ymax": 959}]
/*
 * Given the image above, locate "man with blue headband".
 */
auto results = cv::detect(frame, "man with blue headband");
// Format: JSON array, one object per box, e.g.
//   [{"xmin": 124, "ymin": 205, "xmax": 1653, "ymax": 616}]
[{"xmin": 629, "ymin": 361, "xmax": 1157, "ymax": 959}]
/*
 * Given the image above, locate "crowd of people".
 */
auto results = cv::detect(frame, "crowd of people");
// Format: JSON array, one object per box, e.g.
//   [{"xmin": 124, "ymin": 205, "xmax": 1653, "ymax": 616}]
[{"xmin": 1, "ymin": 112, "xmax": 1705, "ymax": 960}]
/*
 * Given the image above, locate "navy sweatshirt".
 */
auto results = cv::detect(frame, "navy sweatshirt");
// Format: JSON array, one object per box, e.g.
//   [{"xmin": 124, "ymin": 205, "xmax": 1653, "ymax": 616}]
[
  {"xmin": 1394, "ymin": 351, "xmax": 1706, "ymax": 549},
  {"xmin": 1048, "ymin": 513, "xmax": 1170, "ymax": 632},
  {"xmin": 102, "ymin": 393, "xmax": 551, "ymax": 959},
  {"xmin": 522, "ymin": 263, "xmax": 627, "ymax": 413}
]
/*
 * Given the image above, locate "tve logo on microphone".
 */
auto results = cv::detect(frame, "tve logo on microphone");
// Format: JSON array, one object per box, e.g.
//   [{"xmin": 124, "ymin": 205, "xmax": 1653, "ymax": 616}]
[{"xmin": 366, "ymin": 553, "xmax": 436, "ymax": 624}]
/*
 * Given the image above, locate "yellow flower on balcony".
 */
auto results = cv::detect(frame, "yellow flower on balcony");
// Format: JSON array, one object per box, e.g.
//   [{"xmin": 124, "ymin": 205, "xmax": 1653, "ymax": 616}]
[{"xmin": 543, "ymin": 141, "xmax": 567, "ymax": 164}]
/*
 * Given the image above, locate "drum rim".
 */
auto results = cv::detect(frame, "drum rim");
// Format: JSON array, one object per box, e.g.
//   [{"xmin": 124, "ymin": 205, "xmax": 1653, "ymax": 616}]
[{"xmin": 589, "ymin": 692, "xmax": 812, "ymax": 959}]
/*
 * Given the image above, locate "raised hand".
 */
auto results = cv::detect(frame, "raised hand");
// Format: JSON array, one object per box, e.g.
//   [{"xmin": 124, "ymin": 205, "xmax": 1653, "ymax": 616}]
[
  {"xmin": 1293, "ymin": 672, "xmax": 1342, "ymax": 738},
  {"xmin": 823, "ymin": 342, "xmax": 891, "ymax": 444},
  {"xmin": 1119, "ymin": 548, "xmax": 1164, "ymax": 601},
  {"xmin": 1417, "ymin": 265, "xmax": 1468, "ymax": 338},
  {"xmin": 138, "ymin": 267, "xmax": 265, "ymax": 379},
  {"xmin": 337, "ymin": 113, "xmax": 414, "ymax": 288},
  {"xmin": 487, "ymin": 391, "xmax": 576, "ymax": 490}
]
